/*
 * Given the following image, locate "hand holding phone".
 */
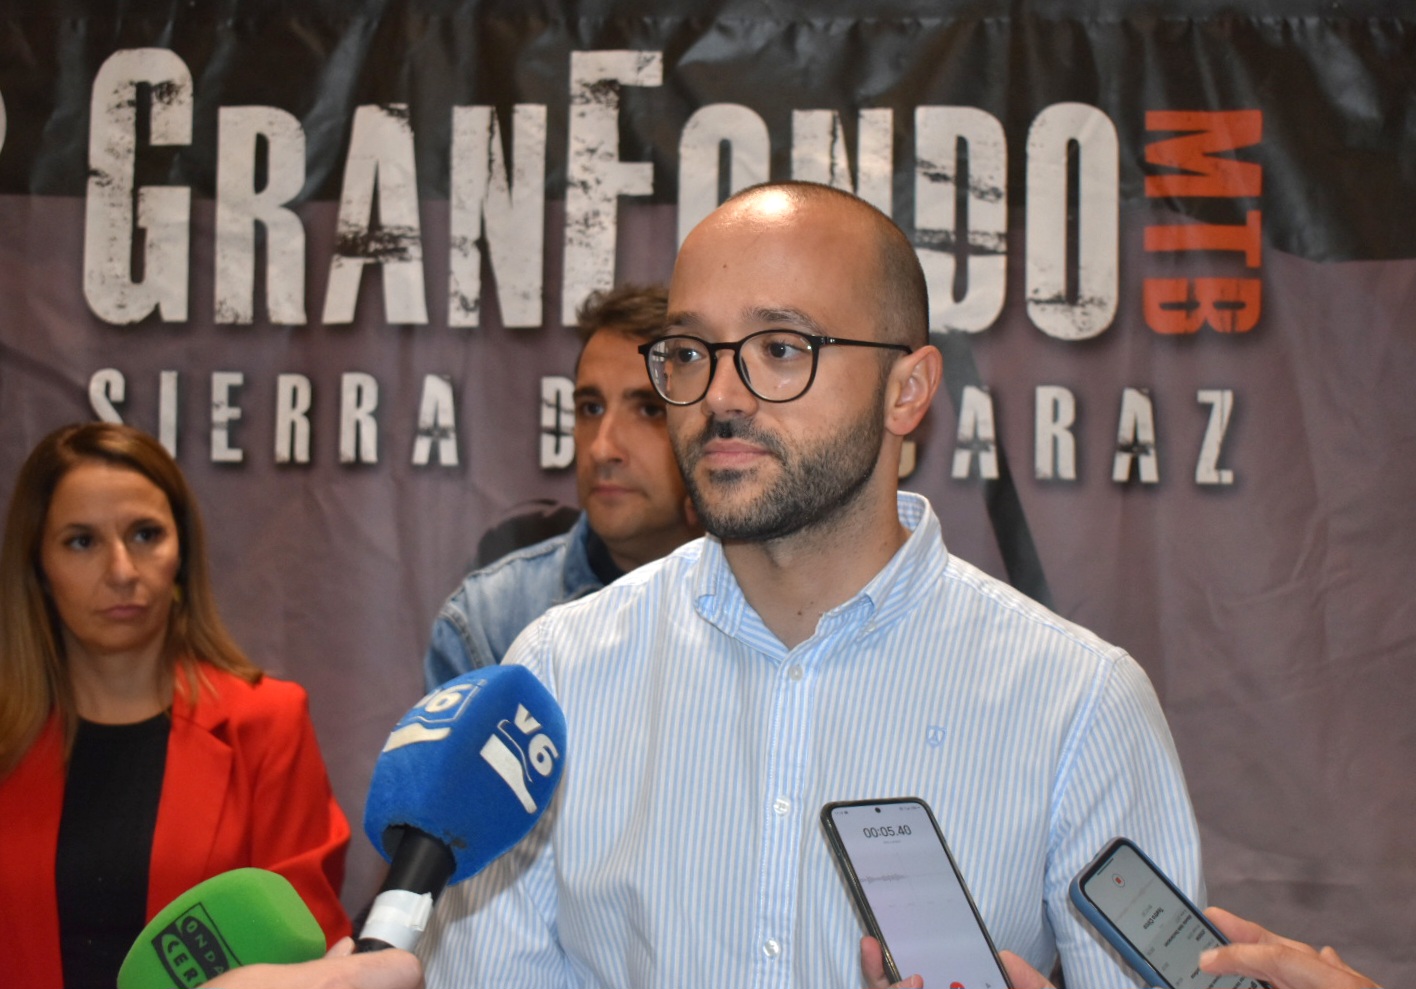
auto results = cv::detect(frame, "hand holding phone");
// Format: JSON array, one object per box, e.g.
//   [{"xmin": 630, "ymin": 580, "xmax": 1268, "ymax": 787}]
[
  {"xmin": 1070, "ymin": 837, "xmax": 1269, "ymax": 989},
  {"xmin": 822, "ymin": 797, "xmax": 1013, "ymax": 989}
]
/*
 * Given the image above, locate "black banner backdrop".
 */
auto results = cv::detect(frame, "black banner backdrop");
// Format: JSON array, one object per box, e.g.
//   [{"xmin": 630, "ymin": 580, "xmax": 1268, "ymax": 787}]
[{"xmin": 0, "ymin": 1, "xmax": 1412, "ymax": 979}]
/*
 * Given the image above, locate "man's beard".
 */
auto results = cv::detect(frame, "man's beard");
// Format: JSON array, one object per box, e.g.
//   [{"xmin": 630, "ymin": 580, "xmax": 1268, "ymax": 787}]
[{"xmin": 672, "ymin": 394, "xmax": 886, "ymax": 543}]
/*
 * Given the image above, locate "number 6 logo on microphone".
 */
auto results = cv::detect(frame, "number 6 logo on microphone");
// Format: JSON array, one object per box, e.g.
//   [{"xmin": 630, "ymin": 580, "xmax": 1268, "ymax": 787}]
[
  {"xmin": 380, "ymin": 682, "xmax": 480, "ymax": 751},
  {"xmin": 480, "ymin": 704, "xmax": 561, "ymax": 813}
]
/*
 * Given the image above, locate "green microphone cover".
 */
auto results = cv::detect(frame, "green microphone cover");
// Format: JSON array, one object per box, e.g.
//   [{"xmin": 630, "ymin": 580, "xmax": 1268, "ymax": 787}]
[{"xmin": 116, "ymin": 867, "xmax": 325, "ymax": 988}]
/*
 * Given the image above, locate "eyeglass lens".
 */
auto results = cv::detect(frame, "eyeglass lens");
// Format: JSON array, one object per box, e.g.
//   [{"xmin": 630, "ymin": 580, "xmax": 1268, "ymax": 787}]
[{"xmin": 650, "ymin": 331, "xmax": 817, "ymax": 404}]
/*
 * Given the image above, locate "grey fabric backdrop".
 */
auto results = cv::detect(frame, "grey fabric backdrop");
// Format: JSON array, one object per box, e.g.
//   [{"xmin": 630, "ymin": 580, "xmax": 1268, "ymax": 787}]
[{"xmin": 0, "ymin": 2, "xmax": 1412, "ymax": 981}]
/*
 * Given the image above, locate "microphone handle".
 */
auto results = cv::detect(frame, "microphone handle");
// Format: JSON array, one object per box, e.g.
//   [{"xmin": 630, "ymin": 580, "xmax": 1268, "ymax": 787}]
[
  {"xmin": 356, "ymin": 826, "xmax": 456, "ymax": 953},
  {"xmin": 355, "ymin": 936, "xmax": 398, "ymax": 953}
]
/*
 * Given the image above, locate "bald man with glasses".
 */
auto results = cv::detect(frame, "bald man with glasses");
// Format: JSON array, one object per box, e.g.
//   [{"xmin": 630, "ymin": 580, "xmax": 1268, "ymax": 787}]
[{"xmin": 416, "ymin": 181, "xmax": 1201, "ymax": 989}]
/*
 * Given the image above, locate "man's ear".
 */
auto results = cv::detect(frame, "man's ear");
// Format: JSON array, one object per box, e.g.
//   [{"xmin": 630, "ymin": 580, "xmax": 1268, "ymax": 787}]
[{"xmin": 884, "ymin": 344, "xmax": 942, "ymax": 438}]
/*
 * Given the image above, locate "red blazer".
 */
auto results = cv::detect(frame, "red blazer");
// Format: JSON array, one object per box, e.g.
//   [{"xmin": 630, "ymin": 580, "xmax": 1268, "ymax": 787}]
[{"xmin": 0, "ymin": 668, "xmax": 352, "ymax": 986}]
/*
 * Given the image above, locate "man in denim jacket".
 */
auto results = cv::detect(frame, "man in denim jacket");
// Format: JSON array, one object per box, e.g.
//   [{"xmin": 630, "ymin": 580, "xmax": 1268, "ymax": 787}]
[{"xmin": 423, "ymin": 285, "xmax": 701, "ymax": 688}]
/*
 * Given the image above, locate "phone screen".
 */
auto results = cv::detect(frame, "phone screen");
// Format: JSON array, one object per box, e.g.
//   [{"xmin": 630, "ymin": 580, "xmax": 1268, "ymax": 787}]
[
  {"xmin": 1078, "ymin": 841, "xmax": 1263, "ymax": 989},
  {"xmin": 825, "ymin": 799, "xmax": 1009, "ymax": 989}
]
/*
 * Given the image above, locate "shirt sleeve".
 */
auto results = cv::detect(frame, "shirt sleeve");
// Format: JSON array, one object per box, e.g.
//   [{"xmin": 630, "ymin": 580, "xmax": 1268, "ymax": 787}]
[
  {"xmin": 417, "ymin": 803, "xmax": 571, "ymax": 988},
  {"xmin": 1046, "ymin": 650, "xmax": 1204, "ymax": 989},
  {"xmin": 424, "ymin": 606, "xmax": 491, "ymax": 690},
  {"xmin": 423, "ymin": 576, "xmax": 517, "ymax": 691}
]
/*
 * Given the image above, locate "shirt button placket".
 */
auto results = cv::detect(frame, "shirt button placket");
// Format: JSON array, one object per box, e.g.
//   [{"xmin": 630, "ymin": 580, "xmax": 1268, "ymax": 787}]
[{"xmin": 755, "ymin": 650, "xmax": 815, "ymax": 988}]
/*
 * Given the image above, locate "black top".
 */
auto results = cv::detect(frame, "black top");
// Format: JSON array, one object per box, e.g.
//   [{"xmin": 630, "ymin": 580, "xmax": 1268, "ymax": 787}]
[
  {"xmin": 55, "ymin": 712, "xmax": 170, "ymax": 989},
  {"xmin": 584, "ymin": 526, "xmax": 629, "ymax": 588}
]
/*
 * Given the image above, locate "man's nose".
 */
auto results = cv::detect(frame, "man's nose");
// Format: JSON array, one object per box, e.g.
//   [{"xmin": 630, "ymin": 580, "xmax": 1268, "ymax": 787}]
[
  {"xmin": 588, "ymin": 409, "xmax": 628, "ymax": 464},
  {"xmin": 702, "ymin": 349, "xmax": 757, "ymax": 418}
]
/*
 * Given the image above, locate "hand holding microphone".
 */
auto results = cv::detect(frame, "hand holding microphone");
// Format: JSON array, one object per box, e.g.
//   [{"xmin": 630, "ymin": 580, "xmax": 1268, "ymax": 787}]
[
  {"xmin": 198, "ymin": 938, "xmax": 422, "ymax": 989},
  {"xmin": 358, "ymin": 665, "xmax": 567, "ymax": 952}
]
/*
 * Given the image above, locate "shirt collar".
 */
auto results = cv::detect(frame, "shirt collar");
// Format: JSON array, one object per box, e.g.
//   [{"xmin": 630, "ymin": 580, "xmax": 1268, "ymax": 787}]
[
  {"xmin": 853, "ymin": 491, "xmax": 943, "ymax": 633},
  {"xmin": 692, "ymin": 491, "xmax": 945, "ymax": 643}
]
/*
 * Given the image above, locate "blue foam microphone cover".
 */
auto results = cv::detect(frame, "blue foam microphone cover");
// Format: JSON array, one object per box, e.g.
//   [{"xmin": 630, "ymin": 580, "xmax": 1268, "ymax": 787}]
[{"xmin": 363, "ymin": 664, "xmax": 566, "ymax": 883}]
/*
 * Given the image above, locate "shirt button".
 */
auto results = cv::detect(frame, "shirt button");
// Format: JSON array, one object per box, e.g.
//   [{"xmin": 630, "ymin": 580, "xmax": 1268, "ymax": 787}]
[
  {"xmin": 763, "ymin": 938, "xmax": 781, "ymax": 958},
  {"xmin": 787, "ymin": 664, "xmax": 804, "ymax": 681},
  {"xmin": 773, "ymin": 796, "xmax": 791, "ymax": 816}
]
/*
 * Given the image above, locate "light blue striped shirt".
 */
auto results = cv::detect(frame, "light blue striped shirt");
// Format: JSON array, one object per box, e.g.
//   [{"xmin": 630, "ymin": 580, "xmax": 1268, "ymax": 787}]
[{"xmin": 419, "ymin": 492, "xmax": 1201, "ymax": 989}]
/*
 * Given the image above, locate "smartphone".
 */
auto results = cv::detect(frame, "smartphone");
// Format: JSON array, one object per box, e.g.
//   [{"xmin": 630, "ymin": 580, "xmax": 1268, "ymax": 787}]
[
  {"xmin": 821, "ymin": 797, "xmax": 1013, "ymax": 989},
  {"xmin": 1070, "ymin": 837, "xmax": 1269, "ymax": 989}
]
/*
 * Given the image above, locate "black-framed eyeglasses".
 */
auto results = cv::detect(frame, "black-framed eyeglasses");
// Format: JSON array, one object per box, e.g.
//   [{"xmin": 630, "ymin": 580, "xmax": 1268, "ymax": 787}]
[{"xmin": 637, "ymin": 330, "xmax": 913, "ymax": 406}]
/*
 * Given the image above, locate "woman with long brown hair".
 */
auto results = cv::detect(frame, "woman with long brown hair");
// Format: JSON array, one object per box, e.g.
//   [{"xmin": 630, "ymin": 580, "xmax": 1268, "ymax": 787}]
[{"xmin": 0, "ymin": 422, "xmax": 350, "ymax": 988}]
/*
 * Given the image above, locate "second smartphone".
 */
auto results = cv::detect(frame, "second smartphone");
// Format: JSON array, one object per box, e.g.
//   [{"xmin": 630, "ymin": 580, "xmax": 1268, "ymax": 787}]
[
  {"xmin": 821, "ymin": 797, "xmax": 1013, "ymax": 989},
  {"xmin": 1070, "ymin": 836, "xmax": 1268, "ymax": 989}
]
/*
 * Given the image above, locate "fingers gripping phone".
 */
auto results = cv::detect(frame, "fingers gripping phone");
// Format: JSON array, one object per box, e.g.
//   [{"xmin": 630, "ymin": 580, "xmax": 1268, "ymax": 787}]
[
  {"xmin": 821, "ymin": 797, "xmax": 1013, "ymax": 989},
  {"xmin": 1070, "ymin": 837, "xmax": 1269, "ymax": 989}
]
